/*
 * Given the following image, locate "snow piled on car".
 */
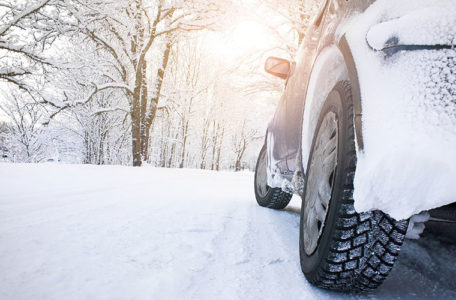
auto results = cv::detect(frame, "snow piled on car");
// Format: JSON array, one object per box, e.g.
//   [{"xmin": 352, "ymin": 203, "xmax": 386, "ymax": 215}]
[
  {"xmin": 366, "ymin": 7, "xmax": 456, "ymax": 50},
  {"xmin": 346, "ymin": 0, "xmax": 456, "ymax": 220}
]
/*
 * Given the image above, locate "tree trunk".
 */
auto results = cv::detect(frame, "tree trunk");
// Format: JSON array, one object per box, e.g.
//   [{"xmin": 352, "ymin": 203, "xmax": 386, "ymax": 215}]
[
  {"xmin": 160, "ymin": 116, "xmax": 168, "ymax": 167},
  {"xmin": 179, "ymin": 94, "xmax": 193, "ymax": 169},
  {"xmin": 210, "ymin": 121, "xmax": 219, "ymax": 170},
  {"xmin": 200, "ymin": 119, "xmax": 210, "ymax": 169},
  {"xmin": 215, "ymin": 127, "xmax": 224, "ymax": 171},
  {"xmin": 179, "ymin": 119, "xmax": 189, "ymax": 168},
  {"xmin": 168, "ymin": 129, "xmax": 179, "ymax": 168},
  {"xmin": 235, "ymin": 140, "xmax": 246, "ymax": 172},
  {"xmin": 139, "ymin": 61, "xmax": 149, "ymax": 162},
  {"xmin": 131, "ymin": 65, "xmax": 143, "ymax": 167},
  {"xmin": 131, "ymin": 0, "xmax": 144, "ymax": 167},
  {"xmin": 141, "ymin": 40, "xmax": 173, "ymax": 165}
]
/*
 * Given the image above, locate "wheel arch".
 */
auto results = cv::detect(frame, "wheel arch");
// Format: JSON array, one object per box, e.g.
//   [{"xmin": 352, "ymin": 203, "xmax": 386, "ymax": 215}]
[
  {"xmin": 300, "ymin": 43, "xmax": 357, "ymax": 172},
  {"xmin": 338, "ymin": 35, "xmax": 364, "ymax": 151}
]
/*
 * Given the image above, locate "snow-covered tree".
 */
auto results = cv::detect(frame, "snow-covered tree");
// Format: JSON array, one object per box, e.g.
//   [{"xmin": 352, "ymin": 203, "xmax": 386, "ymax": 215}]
[
  {"xmin": 0, "ymin": 0, "xmax": 321, "ymax": 170},
  {"xmin": 0, "ymin": 91, "xmax": 48, "ymax": 162},
  {"xmin": 39, "ymin": 0, "xmax": 225, "ymax": 166},
  {"xmin": 0, "ymin": 0, "xmax": 64, "ymax": 90}
]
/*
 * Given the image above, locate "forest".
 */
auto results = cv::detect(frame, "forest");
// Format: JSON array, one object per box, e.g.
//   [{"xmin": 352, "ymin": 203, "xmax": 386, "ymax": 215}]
[{"xmin": 0, "ymin": 0, "xmax": 317, "ymax": 170}]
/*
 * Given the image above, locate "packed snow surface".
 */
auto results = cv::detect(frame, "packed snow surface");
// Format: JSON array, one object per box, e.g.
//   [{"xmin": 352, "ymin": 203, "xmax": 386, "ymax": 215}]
[
  {"xmin": 1, "ymin": 163, "xmax": 456, "ymax": 299},
  {"xmin": 346, "ymin": 0, "xmax": 456, "ymax": 219}
]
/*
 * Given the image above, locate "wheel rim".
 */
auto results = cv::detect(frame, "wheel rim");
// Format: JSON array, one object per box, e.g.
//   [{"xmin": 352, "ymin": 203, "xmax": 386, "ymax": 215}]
[
  {"xmin": 303, "ymin": 111, "xmax": 338, "ymax": 255},
  {"xmin": 256, "ymin": 149, "xmax": 270, "ymax": 198}
]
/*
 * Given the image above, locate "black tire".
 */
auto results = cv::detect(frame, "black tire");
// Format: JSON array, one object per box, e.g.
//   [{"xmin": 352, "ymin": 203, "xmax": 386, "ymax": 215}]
[
  {"xmin": 299, "ymin": 81, "xmax": 408, "ymax": 292},
  {"xmin": 254, "ymin": 145, "xmax": 292, "ymax": 209}
]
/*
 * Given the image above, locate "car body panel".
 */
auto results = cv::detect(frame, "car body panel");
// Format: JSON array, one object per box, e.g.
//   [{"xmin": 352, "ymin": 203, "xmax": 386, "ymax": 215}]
[
  {"xmin": 266, "ymin": 0, "xmax": 372, "ymax": 180},
  {"xmin": 265, "ymin": 0, "xmax": 456, "ymax": 219}
]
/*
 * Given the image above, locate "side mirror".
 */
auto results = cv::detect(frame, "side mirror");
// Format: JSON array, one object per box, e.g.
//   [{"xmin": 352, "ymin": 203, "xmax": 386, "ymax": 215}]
[{"xmin": 264, "ymin": 56, "xmax": 290, "ymax": 80}]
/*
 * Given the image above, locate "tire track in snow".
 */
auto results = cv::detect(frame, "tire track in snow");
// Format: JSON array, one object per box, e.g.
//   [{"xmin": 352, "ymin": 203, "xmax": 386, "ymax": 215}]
[{"xmin": 184, "ymin": 203, "xmax": 251, "ymax": 300}]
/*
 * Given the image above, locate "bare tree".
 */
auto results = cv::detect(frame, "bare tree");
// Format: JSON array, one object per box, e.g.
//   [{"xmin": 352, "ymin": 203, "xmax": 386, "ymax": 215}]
[
  {"xmin": 0, "ymin": 121, "xmax": 10, "ymax": 160},
  {"xmin": 260, "ymin": 0, "xmax": 318, "ymax": 53},
  {"xmin": 0, "ymin": 0, "xmax": 65, "ymax": 93},
  {"xmin": 69, "ymin": 90, "xmax": 129, "ymax": 165},
  {"xmin": 199, "ymin": 117, "xmax": 211, "ymax": 169},
  {"xmin": 232, "ymin": 120, "xmax": 257, "ymax": 172},
  {"xmin": 0, "ymin": 92, "xmax": 47, "ymax": 162}
]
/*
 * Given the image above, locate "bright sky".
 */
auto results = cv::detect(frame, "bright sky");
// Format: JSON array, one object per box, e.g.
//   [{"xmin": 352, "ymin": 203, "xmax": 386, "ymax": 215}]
[
  {"xmin": 206, "ymin": 19, "xmax": 277, "ymax": 61},
  {"xmin": 204, "ymin": 0, "xmax": 292, "ymax": 65}
]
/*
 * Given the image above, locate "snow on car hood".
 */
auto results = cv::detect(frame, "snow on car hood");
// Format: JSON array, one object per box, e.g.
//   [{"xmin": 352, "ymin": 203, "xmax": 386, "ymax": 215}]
[
  {"xmin": 346, "ymin": 0, "xmax": 456, "ymax": 220},
  {"xmin": 366, "ymin": 7, "xmax": 456, "ymax": 50}
]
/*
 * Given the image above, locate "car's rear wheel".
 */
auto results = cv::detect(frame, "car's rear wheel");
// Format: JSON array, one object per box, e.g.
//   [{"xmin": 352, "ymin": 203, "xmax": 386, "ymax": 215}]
[
  {"xmin": 254, "ymin": 146, "xmax": 292, "ymax": 209},
  {"xmin": 299, "ymin": 81, "xmax": 408, "ymax": 291}
]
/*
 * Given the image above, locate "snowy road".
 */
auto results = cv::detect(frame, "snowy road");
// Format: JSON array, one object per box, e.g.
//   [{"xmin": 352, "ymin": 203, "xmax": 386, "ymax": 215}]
[{"xmin": 1, "ymin": 164, "xmax": 456, "ymax": 299}]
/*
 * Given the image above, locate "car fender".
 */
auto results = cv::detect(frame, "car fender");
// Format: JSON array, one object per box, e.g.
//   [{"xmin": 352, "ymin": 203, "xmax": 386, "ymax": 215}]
[
  {"xmin": 300, "ymin": 45, "xmax": 349, "ymax": 172},
  {"xmin": 335, "ymin": 0, "xmax": 456, "ymax": 219}
]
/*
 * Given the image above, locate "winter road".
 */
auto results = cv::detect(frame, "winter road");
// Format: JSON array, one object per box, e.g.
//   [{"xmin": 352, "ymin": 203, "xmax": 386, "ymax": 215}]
[{"xmin": 1, "ymin": 164, "xmax": 455, "ymax": 299}]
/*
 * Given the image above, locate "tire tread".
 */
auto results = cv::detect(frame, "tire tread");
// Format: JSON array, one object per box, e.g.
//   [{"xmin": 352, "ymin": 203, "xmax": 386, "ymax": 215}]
[
  {"xmin": 302, "ymin": 81, "xmax": 408, "ymax": 292},
  {"xmin": 254, "ymin": 146, "xmax": 293, "ymax": 210},
  {"xmin": 263, "ymin": 188, "xmax": 293, "ymax": 209}
]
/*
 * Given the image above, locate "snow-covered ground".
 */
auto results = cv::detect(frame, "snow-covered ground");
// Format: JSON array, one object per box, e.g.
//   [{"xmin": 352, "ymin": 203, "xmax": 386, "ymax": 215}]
[{"xmin": 1, "ymin": 164, "xmax": 456, "ymax": 299}]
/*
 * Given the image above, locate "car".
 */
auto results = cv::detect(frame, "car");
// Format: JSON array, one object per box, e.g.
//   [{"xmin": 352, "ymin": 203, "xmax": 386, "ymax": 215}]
[{"xmin": 253, "ymin": 0, "xmax": 456, "ymax": 292}]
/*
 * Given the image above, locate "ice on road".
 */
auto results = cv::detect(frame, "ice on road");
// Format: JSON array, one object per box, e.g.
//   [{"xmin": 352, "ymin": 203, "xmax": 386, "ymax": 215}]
[{"xmin": 1, "ymin": 164, "xmax": 455, "ymax": 299}]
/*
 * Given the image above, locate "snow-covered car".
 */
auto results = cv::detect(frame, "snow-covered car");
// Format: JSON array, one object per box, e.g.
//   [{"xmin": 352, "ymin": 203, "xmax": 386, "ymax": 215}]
[{"xmin": 254, "ymin": 0, "xmax": 456, "ymax": 292}]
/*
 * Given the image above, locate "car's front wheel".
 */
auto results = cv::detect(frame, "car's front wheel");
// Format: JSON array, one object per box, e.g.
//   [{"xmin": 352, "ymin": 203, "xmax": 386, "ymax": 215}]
[
  {"xmin": 299, "ymin": 81, "xmax": 408, "ymax": 291},
  {"xmin": 254, "ymin": 146, "xmax": 292, "ymax": 209}
]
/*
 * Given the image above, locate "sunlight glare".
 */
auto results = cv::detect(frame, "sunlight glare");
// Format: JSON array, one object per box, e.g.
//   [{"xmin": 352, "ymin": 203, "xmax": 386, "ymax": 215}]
[{"xmin": 206, "ymin": 19, "xmax": 274, "ymax": 61}]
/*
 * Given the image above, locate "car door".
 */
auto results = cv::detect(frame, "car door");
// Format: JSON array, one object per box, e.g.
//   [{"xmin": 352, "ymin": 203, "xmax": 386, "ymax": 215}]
[
  {"xmin": 280, "ymin": 0, "xmax": 331, "ymax": 174},
  {"xmin": 267, "ymin": 81, "xmax": 290, "ymax": 175}
]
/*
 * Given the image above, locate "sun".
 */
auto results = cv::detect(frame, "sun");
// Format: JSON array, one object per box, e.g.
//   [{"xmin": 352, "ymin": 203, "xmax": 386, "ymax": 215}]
[
  {"xmin": 205, "ymin": 19, "xmax": 274, "ymax": 61},
  {"xmin": 231, "ymin": 20, "xmax": 272, "ymax": 52}
]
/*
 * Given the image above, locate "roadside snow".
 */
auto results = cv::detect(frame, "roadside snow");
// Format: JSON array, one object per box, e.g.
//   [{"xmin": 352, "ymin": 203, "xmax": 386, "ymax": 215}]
[{"xmin": 1, "ymin": 163, "xmax": 456, "ymax": 299}]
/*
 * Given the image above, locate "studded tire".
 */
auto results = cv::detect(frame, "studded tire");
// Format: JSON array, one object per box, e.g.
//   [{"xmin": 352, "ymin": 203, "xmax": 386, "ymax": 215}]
[
  {"xmin": 299, "ymin": 81, "xmax": 408, "ymax": 292},
  {"xmin": 254, "ymin": 146, "xmax": 292, "ymax": 209}
]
